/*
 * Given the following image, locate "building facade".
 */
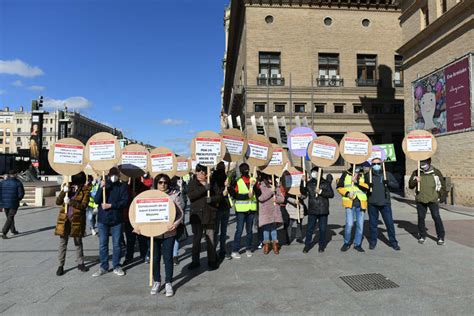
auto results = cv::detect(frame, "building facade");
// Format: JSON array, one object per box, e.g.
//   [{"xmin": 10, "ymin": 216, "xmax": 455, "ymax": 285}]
[
  {"xmin": 222, "ymin": 0, "xmax": 405, "ymax": 173},
  {"xmin": 398, "ymin": 0, "xmax": 473, "ymax": 206}
]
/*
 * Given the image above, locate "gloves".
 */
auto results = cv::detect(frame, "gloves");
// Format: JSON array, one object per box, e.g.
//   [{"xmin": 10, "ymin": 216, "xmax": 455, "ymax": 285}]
[
  {"xmin": 204, "ymin": 183, "xmax": 210, "ymax": 191},
  {"xmin": 64, "ymin": 196, "xmax": 70, "ymax": 204},
  {"xmin": 206, "ymin": 197, "xmax": 212, "ymax": 204},
  {"xmin": 63, "ymin": 185, "xmax": 69, "ymax": 193}
]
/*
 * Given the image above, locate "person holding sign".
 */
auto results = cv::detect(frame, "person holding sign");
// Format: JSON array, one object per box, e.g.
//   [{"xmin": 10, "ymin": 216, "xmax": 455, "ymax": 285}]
[
  {"xmin": 408, "ymin": 158, "xmax": 447, "ymax": 245},
  {"xmin": 364, "ymin": 158, "xmax": 400, "ymax": 251},
  {"xmin": 54, "ymin": 172, "xmax": 90, "ymax": 276},
  {"xmin": 92, "ymin": 167, "xmax": 129, "ymax": 277},
  {"xmin": 211, "ymin": 162, "xmax": 232, "ymax": 260},
  {"xmin": 336, "ymin": 165, "xmax": 369, "ymax": 252},
  {"xmin": 300, "ymin": 167, "xmax": 334, "ymax": 253}
]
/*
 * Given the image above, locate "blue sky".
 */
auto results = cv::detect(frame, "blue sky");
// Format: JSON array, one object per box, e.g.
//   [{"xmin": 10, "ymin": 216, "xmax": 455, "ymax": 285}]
[{"xmin": 0, "ymin": 0, "xmax": 228, "ymax": 156}]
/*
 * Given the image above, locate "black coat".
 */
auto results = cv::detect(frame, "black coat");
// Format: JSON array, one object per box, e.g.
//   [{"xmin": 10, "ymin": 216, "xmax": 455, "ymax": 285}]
[
  {"xmin": 187, "ymin": 178, "xmax": 222, "ymax": 226},
  {"xmin": 0, "ymin": 177, "xmax": 25, "ymax": 209},
  {"xmin": 300, "ymin": 174, "xmax": 334, "ymax": 216}
]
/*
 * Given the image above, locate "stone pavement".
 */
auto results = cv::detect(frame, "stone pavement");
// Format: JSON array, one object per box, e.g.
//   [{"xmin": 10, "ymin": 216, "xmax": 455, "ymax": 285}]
[{"xmin": 1, "ymin": 194, "xmax": 473, "ymax": 315}]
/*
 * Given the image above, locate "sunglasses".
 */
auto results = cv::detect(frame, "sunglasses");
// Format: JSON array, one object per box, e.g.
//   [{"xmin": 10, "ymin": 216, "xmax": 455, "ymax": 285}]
[{"xmin": 372, "ymin": 163, "xmax": 381, "ymax": 166}]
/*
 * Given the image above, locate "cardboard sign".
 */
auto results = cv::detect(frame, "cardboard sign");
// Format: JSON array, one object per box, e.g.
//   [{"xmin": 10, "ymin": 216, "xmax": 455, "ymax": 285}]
[
  {"xmin": 377, "ymin": 144, "xmax": 397, "ymax": 162},
  {"xmin": 343, "ymin": 138, "xmax": 369, "ymax": 156},
  {"xmin": 221, "ymin": 128, "xmax": 247, "ymax": 163},
  {"xmin": 135, "ymin": 197, "xmax": 170, "ymax": 223},
  {"xmin": 245, "ymin": 134, "xmax": 273, "ymax": 168},
  {"xmin": 262, "ymin": 144, "xmax": 289, "ymax": 177},
  {"xmin": 248, "ymin": 140, "xmax": 269, "ymax": 160},
  {"xmin": 151, "ymin": 153, "xmax": 174, "ymax": 172},
  {"xmin": 268, "ymin": 149, "xmax": 283, "ymax": 166},
  {"xmin": 85, "ymin": 132, "xmax": 121, "ymax": 172},
  {"xmin": 89, "ymin": 140, "xmax": 116, "ymax": 161},
  {"xmin": 122, "ymin": 151, "xmax": 148, "ymax": 170},
  {"xmin": 402, "ymin": 130, "xmax": 437, "ymax": 161},
  {"xmin": 406, "ymin": 136, "xmax": 432, "ymax": 152},
  {"xmin": 175, "ymin": 157, "xmax": 190, "ymax": 177},
  {"xmin": 288, "ymin": 127, "xmax": 316, "ymax": 157},
  {"xmin": 339, "ymin": 132, "xmax": 373, "ymax": 165},
  {"xmin": 53, "ymin": 143, "xmax": 84, "ymax": 165},
  {"xmin": 312, "ymin": 140, "xmax": 336, "ymax": 160},
  {"xmin": 308, "ymin": 136, "xmax": 340, "ymax": 168},
  {"xmin": 282, "ymin": 167, "xmax": 304, "ymax": 195},
  {"xmin": 191, "ymin": 131, "xmax": 225, "ymax": 167}
]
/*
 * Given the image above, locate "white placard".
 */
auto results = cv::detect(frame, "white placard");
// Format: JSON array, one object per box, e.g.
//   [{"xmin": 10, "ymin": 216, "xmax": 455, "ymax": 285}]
[
  {"xmin": 135, "ymin": 198, "xmax": 170, "ymax": 223},
  {"xmin": 248, "ymin": 140, "xmax": 269, "ymax": 160},
  {"xmin": 311, "ymin": 141, "xmax": 336, "ymax": 160},
  {"xmin": 407, "ymin": 136, "xmax": 433, "ymax": 152},
  {"xmin": 368, "ymin": 150, "xmax": 383, "ymax": 161},
  {"xmin": 177, "ymin": 160, "xmax": 189, "ymax": 171},
  {"xmin": 151, "ymin": 153, "xmax": 173, "ymax": 172},
  {"xmin": 344, "ymin": 138, "xmax": 369, "ymax": 155},
  {"xmin": 53, "ymin": 143, "xmax": 84, "ymax": 165},
  {"xmin": 122, "ymin": 152, "xmax": 148, "ymax": 169},
  {"xmin": 268, "ymin": 149, "xmax": 283, "ymax": 166},
  {"xmin": 195, "ymin": 137, "xmax": 221, "ymax": 166},
  {"xmin": 222, "ymin": 135, "xmax": 244, "ymax": 156},
  {"xmin": 290, "ymin": 133, "xmax": 314, "ymax": 150},
  {"xmin": 89, "ymin": 140, "xmax": 116, "ymax": 161},
  {"xmin": 285, "ymin": 171, "xmax": 303, "ymax": 188}
]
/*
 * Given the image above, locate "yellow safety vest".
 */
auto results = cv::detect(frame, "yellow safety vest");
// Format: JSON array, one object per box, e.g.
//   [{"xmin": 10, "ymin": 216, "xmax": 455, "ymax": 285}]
[
  {"xmin": 234, "ymin": 178, "xmax": 257, "ymax": 212},
  {"xmin": 340, "ymin": 174, "xmax": 368, "ymax": 210}
]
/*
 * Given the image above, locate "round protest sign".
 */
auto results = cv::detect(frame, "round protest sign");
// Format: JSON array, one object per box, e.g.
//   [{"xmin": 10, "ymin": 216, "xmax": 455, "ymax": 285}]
[
  {"xmin": 175, "ymin": 156, "xmax": 190, "ymax": 177},
  {"xmin": 288, "ymin": 127, "xmax": 316, "ymax": 157},
  {"xmin": 84, "ymin": 163, "xmax": 100, "ymax": 178},
  {"xmin": 85, "ymin": 132, "xmax": 121, "ymax": 171},
  {"xmin": 367, "ymin": 145, "xmax": 387, "ymax": 164},
  {"xmin": 261, "ymin": 144, "xmax": 289, "ymax": 177},
  {"xmin": 307, "ymin": 136, "xmax": 340, "ymax": 168},
  {"xmin": 221, "ymin": 128, "xmax": 248, "ymax": 162},
  {"xmin": 282, "ymin": 166, "xmax": 304, "ymax": 196},
  {"xmin": 339, "ymin": 132, "xmax": 373, "ymax": 165},
  {"xmin": 119, "ymin": 144, "xmax": 149, "ymax": 178},
  {"xmin": 402, "ymin": 130, "xmax": 437, "ymax": 161},
  {"xmin": 191, "ymin": 131, "xmax": 225, "ymax": 167},
  {"xmin": 48, "ymin": 138, "xmax": 86, "ymax": 176},
  {"xmin": 149, "ymin": 147, "xmax": 177, "ymax": 178},
  {"xmin": 245, "ymin": 134, "xmax": 273, "ymax": 168}
]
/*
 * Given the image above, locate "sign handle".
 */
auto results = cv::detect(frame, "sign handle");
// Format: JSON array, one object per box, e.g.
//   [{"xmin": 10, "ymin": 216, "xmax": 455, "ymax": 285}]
[
  {"xmin": 207, "ymin": 166, "xmax": 211, "ymax": 198},
  {"xmin": 315, "ymin": 168, "xmax": 322, "ymax": 195},
  {"xmin": 149, "ymin": 236, "xmax": 154, "ymax": 287},
  {"xmin": 64, "ymin": 175, "xmax": 69, "ymax": 214},
  {"xmin": 302, "ymin": 157, "xmax": 306, "ymax": 186},
  {"xmin": 369, "ymin": 169, "xmax": 373, "ymax": 192},
  {"xmin": 252, "ymin": 165, "xmax": 257, "ymax": 179},
  {"xmin": 272, "ymin": 174, "xmax": 277, "ymax": 205},
  {"xmin": 417, "ymin": 160, "xmax": 421, "ymax": 192},
  {"xmin": 102, "ymin": 171, "xmax": 106, "ymax": 204},
  {"xmin": 296, "ymin": 194, "xmax": 301, "ymax": 224},
  {"xmin": 382, "ymin": 162, "xmax": 387, "ymax": 181}
]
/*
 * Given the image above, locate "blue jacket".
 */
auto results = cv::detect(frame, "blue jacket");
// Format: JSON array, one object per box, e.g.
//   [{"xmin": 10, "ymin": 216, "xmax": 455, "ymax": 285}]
[
  {"xmin": 0, "ymin": 177, "xmax": 25, "ymax": 209},
  {"xmin": 94, "ymin": 181, "xmax": 129, "ymax": 226}
]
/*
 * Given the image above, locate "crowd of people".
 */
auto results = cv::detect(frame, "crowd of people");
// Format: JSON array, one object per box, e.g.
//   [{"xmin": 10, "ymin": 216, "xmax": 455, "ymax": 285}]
[{"xmin": 0, "ymin": 158, "xmax": 447, "ymax": 297}]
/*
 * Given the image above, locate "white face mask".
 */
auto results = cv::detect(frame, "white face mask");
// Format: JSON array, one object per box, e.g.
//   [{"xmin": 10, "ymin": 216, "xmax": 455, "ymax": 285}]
[
  {"xmin": 110, "ymin": 175, "xmax": 119, "ymax": 183},
  {"xmin": 311, "ymin": 171, "xmax": 318, "ymax": 179}
]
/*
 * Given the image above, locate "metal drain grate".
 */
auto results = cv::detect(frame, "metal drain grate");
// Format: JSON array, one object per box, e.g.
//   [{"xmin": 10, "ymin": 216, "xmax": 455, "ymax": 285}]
[{"xmin": 340, "ymin": 273, "xmax": 399, "ymax": 292}]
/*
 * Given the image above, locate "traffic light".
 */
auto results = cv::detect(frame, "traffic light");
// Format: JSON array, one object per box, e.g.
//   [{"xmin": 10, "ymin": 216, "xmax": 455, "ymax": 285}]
[{"xmin": 38, "ymin": 96, "xmax": 44, "ymax": 108}]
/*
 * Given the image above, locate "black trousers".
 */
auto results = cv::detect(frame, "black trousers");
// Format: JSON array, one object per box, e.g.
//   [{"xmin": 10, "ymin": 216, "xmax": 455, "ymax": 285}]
[
  {"xmin": 416, "ymin": 202, "xmax": 445, "ymax": 239},
  {"xmin": 2, "ymin": 208, "xmax": 18, "ymax": 235}
]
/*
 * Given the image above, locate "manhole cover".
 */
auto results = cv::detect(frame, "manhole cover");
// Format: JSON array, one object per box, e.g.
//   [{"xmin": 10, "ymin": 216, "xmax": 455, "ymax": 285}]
[{"xmin": 340, "ymin": 273, "xmax": 399, "ymax": 292}]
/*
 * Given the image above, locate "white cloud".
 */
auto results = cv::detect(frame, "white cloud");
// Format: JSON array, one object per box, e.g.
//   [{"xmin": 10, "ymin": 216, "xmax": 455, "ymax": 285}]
[
  {"xmin": 0, "ymin": 89, "xmax": 6, "ymax": 95},
  {"xmin": 11, "ymin": 80, "xmax": 23, "ymax": 87},
  {"xmin": 160, "ymin": 118, "xmax": 187, "ymax": 126},
  {"xmin": 43, "ymin": 96, "xmax": 92, "ymax": 110},
  {"xmin": 0, "ymin": 59, "xmax": 44, "ymax": 77},
  {"xmin": 28, "ymin": 85, "xmax": 45, "ymax": 91},
  {"xmin": 113, "ymin": 105, "xmax": 123, "ymax": 112}
]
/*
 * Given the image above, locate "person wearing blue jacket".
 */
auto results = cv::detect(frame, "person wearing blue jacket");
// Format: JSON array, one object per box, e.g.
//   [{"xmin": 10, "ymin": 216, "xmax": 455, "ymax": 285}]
[
  {"xmin": 91, "ymin": 167, "xmax": 129, "ymax": 277},
  {"xmin": 1, "ymin": 169, "xmax": 25, "ymax": 239}
]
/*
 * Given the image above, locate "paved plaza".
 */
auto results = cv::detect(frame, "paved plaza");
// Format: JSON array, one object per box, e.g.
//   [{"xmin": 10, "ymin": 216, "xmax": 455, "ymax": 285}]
[{"xmin": 1, "ymin": 194, "xmax": 473, "ymax": 315}]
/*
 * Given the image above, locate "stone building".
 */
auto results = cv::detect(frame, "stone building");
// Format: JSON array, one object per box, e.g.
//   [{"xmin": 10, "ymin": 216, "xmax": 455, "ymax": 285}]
[
  {"xmin": 398, "ymin": 0, "xmax": 473, "ymax": 206},
  {"xmin": 221, "ymin": 0, "xmax": 405, "ymax": 173}
]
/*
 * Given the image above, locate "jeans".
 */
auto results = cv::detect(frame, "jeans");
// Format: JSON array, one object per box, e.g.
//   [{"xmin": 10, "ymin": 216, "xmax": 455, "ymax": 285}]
[
  {"xmin": 98, "ymin": 222, "xmax": 122, "ymax": 271},
  {"xmin": 416, "ymin": 202, "xmax": 445, "ymax": 239},
  {"xmin": 173, "ymin": 240, "xmax": 179, "ymax": 257},
  {"xmin": 152, "ymin": 236, "xmax": 174, "ymax": 283},
  {"xmin": 190, "ymin": 214, "xmax": 217, "ymax": 264},
  {"xmin": 344, "ymin": 207, "xmax": 365, "ymax": 246},
  {"xmin": 86, "ymin": 207, "xmax": 97, "ymax": 231},
  {"xmin": 368, "ymin": 204, "xmax": 398, "ymax": 248},
  {"xmin": 2, "ymin": 208, "xmax": 18, "ymax": 235},
  {"xmin": 124, "ymin": 221, "xmax": 148, "ymax": 261},
  {"xmin": 262, "ymin": 223, "xmax": 277, "ymax": 242},
  {"xmin": 214, "ymin": 208, "xmax": 230, "ymax": 256},
  {"xmin": 233, "ymin": 211, "xmax": 255, "ymax": 252},
  {"xmin": 305, "ymin": 214, "xmax": 328, "ymax": 248}
]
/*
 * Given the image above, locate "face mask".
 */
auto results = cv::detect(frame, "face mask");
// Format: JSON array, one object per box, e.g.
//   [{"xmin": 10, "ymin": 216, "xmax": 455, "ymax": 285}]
[
  {"xmin": 372, "ymin": 165, "xmax": 382, "ymax": 172},
  {"xmin": 311, "ymin": 171, "xmax": 318, "ymax": 179},
  {"xmin": 110, "ymin": 175, "xmax": 118, "ymax": 183},
  {"xmin": 421, "ymin": 164, "xmax": 429, "ymax": 171},
  {"xmin": 355, "ymin": 168, "xmax": 361, "ymax": 173}
]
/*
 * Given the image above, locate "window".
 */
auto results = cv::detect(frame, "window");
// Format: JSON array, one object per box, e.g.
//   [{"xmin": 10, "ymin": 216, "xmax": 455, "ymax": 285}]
[
  {"xmin": 394, "ymin": 55, "xmax": 403, "ymax": 87},
  {"xmin": 265, "ymin": 15, "xmax": 274, "ymax": 24},
  {"xmin": 0, "ymin": 129, "xmax": 4, "ymax": 136},
  {"xmin": 258, "ymin": 52, "xmax": 282, "ymax": 85},
  {"xmin": 334, "ymin": 104, "xmax": 345, "ymax": 113},
  {"xmin": 50, "ymin": 127, "xmax": 53, "ymax": 132},
  {"xmin": 357, "ymin": 54, "xmax": 377, "ymax": 86},
  {"xmin": 17, "ymin": 137, "xmax": 21, "ymax": 142},
  {"xmin": 17, "ymin": 128, "xmax": 21, "ymax": 133},
  {"xmin": 294, "ymin": 103, "xmax": 306, "ymax": 113},
  {"xmin": 50, "ymin": 119, "xmax": 53, "ymax": 124},
  {"xmin": 43, "ymin": 127, "xmax": 47, "ymax": 132},
  {"xmin": 362, "ymin": 19, "xmax": 370, "ymax": 27},
  {"xmin": 274, "ymin": 103, "xmax": 285, "ymax": 113},
  {"xmin": 391, "ymin": 104, "xmax": 403, "ymax": 114},
  {"xmin": 5, "ymin": 117, "xmax": 11, "ymax": 123},
  {"xmin": 318, "ymin": 54, "xmax": 341, "ymax": 86},
  {"xmin": 323, "ymin": 17, "xmax": 332, "ymax": 26},
  {"xmin": 438, "ymin": 0, "xmax": 447, "ymax": 15},
  {"xmin": 5, "ymin": 147, "xmax": 9, "ymax": 153},
  {"xmin": 372, "ymin": 104, "xmax": 384, "ymax": 114},
  {"xmin": 0, "ymin": 138, "xmax": 3, "ymax": 144},
  {"xmin": 353, "ymin": 105, "xmax": 364, "ymax": 114},
  {"xmin": 5, "ymin": 138, "xmax": 10, "ymax": 144},
  {"xmin": 6, "ymin": 128, "xmax": 11, "ymax": 136},
  {"xmin": 314, "ymin": 104, "xmax": 325, "ymax": 113},
  {"xmin": 254, "ymin": 103, "xmax": 265, "ymax": 113}
]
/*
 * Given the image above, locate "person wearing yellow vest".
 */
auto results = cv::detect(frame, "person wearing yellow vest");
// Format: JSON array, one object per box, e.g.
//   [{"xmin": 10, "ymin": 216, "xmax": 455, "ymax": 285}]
[
  {"xmin": 229, "ymin": 163, "xmax": 258, "ymax": 259},
  {"xmin": 86, "ymin": 175, "xmax": 99, "ymax": 236},
  {"xmin": 337, "ymin": 165, "xmax": 369, "ymax": 252}
]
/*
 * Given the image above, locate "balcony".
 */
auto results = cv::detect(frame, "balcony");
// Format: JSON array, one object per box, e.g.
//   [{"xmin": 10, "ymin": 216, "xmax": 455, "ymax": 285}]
[
  {"xmin": 393, "ymin": 79, "xmax": 404, "ymax": 87},
  {"xmin": 317, "ymin": 76, "xmax": 344, "ymax": 87},
  {"xmin": 356, "ymin": 79, "xmax": 379, "ymax": 87},
  {"xmin": 257, "ymin": 74, "xmax": 285, "ymax": 86}
]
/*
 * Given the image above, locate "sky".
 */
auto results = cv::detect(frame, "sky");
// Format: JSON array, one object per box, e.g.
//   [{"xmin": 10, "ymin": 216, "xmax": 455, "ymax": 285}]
[{"xmin": 0, "ymin": 0, "xmax": 229, "ymax": 156}]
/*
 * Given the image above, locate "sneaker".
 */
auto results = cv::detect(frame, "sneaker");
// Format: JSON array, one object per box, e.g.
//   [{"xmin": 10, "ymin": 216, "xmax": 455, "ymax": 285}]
[
  {"xmin": 418, "ymin": 237, "xmax": 425, "ymax": 244},
  {"xmin": 246, "ymin": 250, "xmax": 252, "ymax": 257},
  {"xmin": 150, "ymin": 281, "xmax": 161, "ymax": 295},
  {"xmin": 113, "ymin": 267, "xmax": 125, "ymax": 276},
  {"xmin": 296, "ymin": 238, "xmax": 304, "ymax": 244},
  {"xmin": 173, "ymin": 256, "xmax": 179, "ymax": 266},
  {"xmin": 318, "ymin": 247, "xmax": 325, "ymax": 253},
  {"xmin": 393, "ymin": 245, "xmax": 401, "ymax": 251},
  {"xmin": 165, "ymin": 283, "xmax": 174, "ymax": 297},
  {"xmin": 437, "ymin": 239, "xmax": 445, "ymax": 246},
  {"xmin": 231, "ymin": 252, "xmax": 241, "ymax": 259},
  {"xmin": 1, "ymin": 234, "xmax": 8, "ymax": 239},
  {"xmin": 257, "ymin": 242, "xmax": 263, "ymax": 249},
  {"xmin": 78, "ymin": 264, "xmax": 89, "ymax": 272},
  {"xmin": 56, "ymin": 266, "xmax": 64, "ymax": 276},
  {"xmin": 340, "ymin": 244, "xmax": 350, "ymax": 252},
  {"xmin": 92, "ymin": 268, "xmax": 107, "ymax": 277},
  {"xmin": 12, "ymin": 231, "xmax": 20, "ymax": 235},
  {"xmin": 187, "ymin": 261, "xmax": 201, "ymax": 270},
  {"xmin": 302, "ymin": 246, "xmax": 310, "ymax": 253},
  {"xmin": 369, "ymin": 244, "xmax": 376, "ymax": 250},
  {"xmin": 354, "ymin": 245, "xmax": 365, "ymax": 253},
  {"xmin": 91, "ymin": 228, "xmax": 97, "ymax": 236}
]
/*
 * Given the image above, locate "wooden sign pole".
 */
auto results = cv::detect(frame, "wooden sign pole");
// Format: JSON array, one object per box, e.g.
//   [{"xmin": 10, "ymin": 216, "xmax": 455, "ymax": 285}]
[
  {"xmin": 207, "ymin": 166, "xmax": 211, "ymax": 198},
  {"xmin": 417, "ymin": 160, "xmax": 421, "ymax": 192},
  {"xmin": 315, "ymin": 168, "xmax": 322, "ymax": 195},
  {"xmin": 149, "ymin": 237, "xmax": 154, "ymax": 287},
  {"xmin": 382, "ymin": 162, "xmax": 387, "ymax": 181},
  {"xmin": 272, "ymin": 174, "xmax": 276, "ymax": 205},
  {"xmin": 369, "ymin": 169, "xmax": 373, "ymax": 192},
  {"xmin": 302, "ymin": 157, "xmax": 306, "ymax": 186},
  {"xmin": 352, "ymin": 164, "xmax": 356, "ymax": 185},
  {"xmin": 296, "ymin": 195, "xmax": 301, "ymax": 224},
  {"xmin": 102, "ymin": 171, "xmax": 106, "ymax": 203},
  {"xmin": 64, "ymin": 175, "xmax": 70, "ymax": 214}
]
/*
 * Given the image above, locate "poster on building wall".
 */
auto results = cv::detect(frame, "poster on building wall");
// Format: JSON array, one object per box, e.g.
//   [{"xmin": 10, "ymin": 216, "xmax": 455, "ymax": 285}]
[{"xmin": 413, "ymin": 55, "xmax": 472, "ymax": 135}]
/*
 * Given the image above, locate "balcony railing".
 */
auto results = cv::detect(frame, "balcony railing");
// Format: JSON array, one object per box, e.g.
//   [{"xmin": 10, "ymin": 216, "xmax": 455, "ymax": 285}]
[
  {"xmin": 317, "ymin": 77, "xmax": 344, "ymax": 87},
  {"xmin": 257, "ymin": 76, "xmax": 285, "ymax": 86},
  {"xmin": 393, "ymin": 79, "xmax": 404, "ymax": 87},
  {"xmin": 356, "ymin": 79, "xmax": 379, "ymax": 87}
]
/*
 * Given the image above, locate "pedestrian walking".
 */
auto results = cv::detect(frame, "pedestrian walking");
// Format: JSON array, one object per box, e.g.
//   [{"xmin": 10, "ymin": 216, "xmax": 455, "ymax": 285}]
[
  {"xmin": 55, "ymin": 172, "xmax": 90, "ymax": 276},
  {"xmin": 408, "ymin": 158, "xmax": 447, "ymax": 245},
  {"xmin": 1, "ymin": 169, "xmax": 25, "ymax": 239}
]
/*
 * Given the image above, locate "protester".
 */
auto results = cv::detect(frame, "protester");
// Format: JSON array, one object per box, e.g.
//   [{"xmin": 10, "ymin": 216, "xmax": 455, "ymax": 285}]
[
  {"xmin": 55, "ymin": 172, "xmax": 90, "ymax": 276},
  {"xmin": 365, "ymin": 158, "xmax": 400, "ymax": 251},
  {"xmin": 229, "ymin": 163, "xmax": 257, "ymax": 259},
  {"xmin": 408, "ymin": 158, "xmax": 446, "ymax": 245},
  {"xmin": 169, "ymin": 176, "xmax": 186, "ymax": 266},
  {"xmin": 211, "ymin": 162, "xmax": 232, "ymax": 260},
  {"xmin": 300, "ymin": 167, "xmax": 334, "ymax": 253},
  {"xmin": 92, "ymin": 167, "xmax": 129, "ymax": 277},
  {"xmin": 256, "ymin": 172, "xmax": 283, "ymax": 254},
  {"xmin": 139, "ymin": 174, "xmax": 183, "ymax": 297},
  {"xmin": 86, "ymin": 175, "xmax": 99, "ymax": 236},
  {"xmin": 337, "ymin": 165, "xmax": 369, "ymax": 252},
  {"xmin": 1, "ymin": 169, "xmax": 25, "ymax": 239},
  {"xmin": 122, "ymin": 177, "xmax": 149, "ymax": 266},
  {"xmin": 281, "ymin": 183, "xmax": 305, "ymax": 245},
  {"xmin": 187, "ymin": 164, "xmax": 220, "ymax": 270}
]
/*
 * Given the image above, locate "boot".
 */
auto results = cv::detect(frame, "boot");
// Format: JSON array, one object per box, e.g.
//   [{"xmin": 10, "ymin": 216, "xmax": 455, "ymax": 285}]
[
  {"xmin": 272, "ymin": 241, "xmax": 280, "ymax": 255},
  {"xmin": 263, "ymin": 241, "xmax": 271, "ymax": 255}
]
